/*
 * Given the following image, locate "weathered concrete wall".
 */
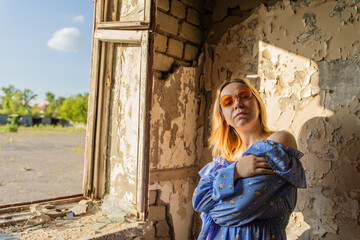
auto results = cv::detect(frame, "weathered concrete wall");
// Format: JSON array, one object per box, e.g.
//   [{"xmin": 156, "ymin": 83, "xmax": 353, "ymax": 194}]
[
  {"xmin": 203, "ymin": 0, "xmax": 360, "ymax": 239},
  {"xmin": 144, "ymin": 0, "xmax": 206, "ymax": 239},
  {"xmin": 147, "ymin": 0, "xmax": 360, "ymax": 239},
  {"xmin": 146, "ymin": 65, "xmax": 205, "ymax": 239}
]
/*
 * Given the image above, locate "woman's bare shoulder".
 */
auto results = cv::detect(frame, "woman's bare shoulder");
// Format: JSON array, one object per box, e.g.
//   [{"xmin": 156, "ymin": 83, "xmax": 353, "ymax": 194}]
[{"xmin": 266, "ymin": 130, "xmax": 297, "ymax": 149}]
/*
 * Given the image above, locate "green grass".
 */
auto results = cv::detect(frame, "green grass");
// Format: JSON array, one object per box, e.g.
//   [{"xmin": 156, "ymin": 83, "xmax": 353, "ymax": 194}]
[
  {"xmin": 74, "ymin": 147, "xmax": 85, "ymax": 154},
  {"xmin": 1, "ymin": 181, "xmax": 9, "ymax": 186},
  {"xmin": 0, "ymin": 124, "xmax": 86, "ymax": 134},
  {"xmin": 0, "ymin": 124, "xmax": 18, "ymax": 133}
]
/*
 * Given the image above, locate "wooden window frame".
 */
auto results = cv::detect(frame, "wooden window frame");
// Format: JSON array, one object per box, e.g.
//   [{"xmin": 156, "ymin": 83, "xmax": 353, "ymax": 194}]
[
  {"xmin": 83, "ymin": 29, "xmax": 150, "ymax": 210},
  {"xmin": 83, "ymin": 0, "xmax": 152, "ymax": 220}
]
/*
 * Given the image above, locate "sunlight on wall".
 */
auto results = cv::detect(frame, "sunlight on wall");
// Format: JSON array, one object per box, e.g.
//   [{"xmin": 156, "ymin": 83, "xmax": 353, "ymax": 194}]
[
  {"xmin": 257, "ymin": 40, "xmax": 334, "ymax": 137},
  {"xmin": 257, "ymin": 40, "xmax": 330, "ymax": 239}
]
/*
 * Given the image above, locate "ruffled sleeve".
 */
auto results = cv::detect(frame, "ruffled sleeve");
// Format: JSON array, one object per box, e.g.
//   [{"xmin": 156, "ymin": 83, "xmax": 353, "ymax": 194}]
[
  {"xmin": 243, "ymin": 140, "xmax": 306, "ymax": 188},
  {"xmin": 192, "ymin": 157, "xmax": 236, "ymax": 212},
  {"xmin": 198, "ymin": 157, "xmax": 232, "ymax": 178}
]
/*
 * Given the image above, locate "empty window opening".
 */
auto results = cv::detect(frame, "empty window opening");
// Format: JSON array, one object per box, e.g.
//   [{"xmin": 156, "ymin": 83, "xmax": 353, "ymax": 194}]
[{"xmin": 0, "ymin": 1, "xmax": 93, "ymax": 205}]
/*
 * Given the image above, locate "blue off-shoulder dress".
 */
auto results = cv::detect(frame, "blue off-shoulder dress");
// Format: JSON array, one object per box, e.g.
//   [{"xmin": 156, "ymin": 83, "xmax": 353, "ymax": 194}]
[{"xmin": 192, "ymin": 140, "xmax": 306, "ymax": 240}]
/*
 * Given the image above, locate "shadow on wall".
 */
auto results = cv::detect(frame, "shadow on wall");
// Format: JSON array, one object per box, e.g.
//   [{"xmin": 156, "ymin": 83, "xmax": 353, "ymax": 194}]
[
  {"xmin": 297, "ymin": 60, "xmax": 360, "ymax": 239},
  {"xmin": 257, "ymin": 40, "xmax": 357, "ymax": 239},
  {"xmin": 204, "ymin": 1, "xmax": 360, "ymax": 238},
  {"xmin": 255, "ymin": 3, "xmax": 360, "ymax": 237},
  {"xmin": 257, "ymin": 28, "xmax": 360, "ymax": 240}
]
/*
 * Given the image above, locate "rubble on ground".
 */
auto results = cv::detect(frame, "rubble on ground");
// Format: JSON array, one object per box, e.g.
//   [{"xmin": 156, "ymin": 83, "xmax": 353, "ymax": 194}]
[{"xmin": 0, "ymin": 198, "xmax": 148, "ymax": 240}]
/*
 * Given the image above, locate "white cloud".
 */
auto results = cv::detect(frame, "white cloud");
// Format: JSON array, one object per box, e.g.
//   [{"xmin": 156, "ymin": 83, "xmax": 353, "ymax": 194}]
[
  {"xmin": 47, "ymin": 28, "xmax": 83, "ymax": 52},
  {"xmin": 72, "ymin": 15, "xmax": 84, "ymax": 23}
]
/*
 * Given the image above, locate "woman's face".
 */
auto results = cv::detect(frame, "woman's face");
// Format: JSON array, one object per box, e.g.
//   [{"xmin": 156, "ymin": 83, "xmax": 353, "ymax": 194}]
[{"xmin": 220, "ymin": 82, "xmax": 260, "ymax": 131}]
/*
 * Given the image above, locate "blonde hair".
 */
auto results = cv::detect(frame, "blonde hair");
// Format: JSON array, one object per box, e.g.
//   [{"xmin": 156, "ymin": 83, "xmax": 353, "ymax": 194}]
[{"xmin": 208, "ymin": 78, "xmax": 273, "ymax": 161}]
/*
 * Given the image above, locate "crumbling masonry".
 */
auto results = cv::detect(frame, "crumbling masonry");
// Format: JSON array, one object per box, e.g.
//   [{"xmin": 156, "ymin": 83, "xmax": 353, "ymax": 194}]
[{"xmin": 145, "ymin": 0, "xmax": 360, "ymax": 239}]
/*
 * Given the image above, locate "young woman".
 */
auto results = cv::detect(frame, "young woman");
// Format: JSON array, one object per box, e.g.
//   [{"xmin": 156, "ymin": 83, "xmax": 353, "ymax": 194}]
[{"xmin": 193, "ymin": 78, "xmax": 306, "ymax": 239}]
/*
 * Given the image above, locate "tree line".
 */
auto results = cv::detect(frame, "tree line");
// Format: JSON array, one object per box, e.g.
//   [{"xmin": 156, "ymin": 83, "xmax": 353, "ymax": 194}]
[{"xmin": 0, "ymin": 85, "xmax": 88, "ymax": 124}]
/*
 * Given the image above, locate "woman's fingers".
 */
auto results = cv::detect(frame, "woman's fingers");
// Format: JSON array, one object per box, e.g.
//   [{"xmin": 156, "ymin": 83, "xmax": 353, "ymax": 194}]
[
  {"xmin": 236, "ymin": 155, "xmax": 276, "ymax": 178},
  {"xmin": 254, "ymin": 157, "xmax": 274, "ymax": 174},
  {"xmin": 258, "ymin": 169, "xmax": 275, "ymax": 174},
  {"xmin": 256, "ymin": 162, "xmax": 272, "ymax": 169},
  {"xmin": 255, "ymin": 157, "xmax": 272, "ymax": 169},
  {"xmin": 254, "ymin": 166, "xmax": 274, "ymax": 174},
  {"xmin": 255, "ymin": 157, "xmax": 268, "ymax": 163}
]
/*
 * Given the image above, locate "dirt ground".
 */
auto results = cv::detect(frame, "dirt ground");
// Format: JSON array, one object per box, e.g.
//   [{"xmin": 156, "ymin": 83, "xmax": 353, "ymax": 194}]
[{"xmin": 0, "ymin": 129, "xmax": 85, "ymax": 205}]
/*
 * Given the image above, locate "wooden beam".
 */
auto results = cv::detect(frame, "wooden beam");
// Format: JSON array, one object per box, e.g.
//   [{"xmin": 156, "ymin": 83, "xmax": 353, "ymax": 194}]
[
  {"xmin": 0, "ymin": 195, "xmax": 84, "ymax": 215},
  {"xmin": 93, "ymin": 41, "xmax": 107, "ymax": 199},
  {"xmin": 137, "ymin": 32, "xmax": 150, "ymax": 220},
  {"xmin": 98, "ymin": 42, "xmax": 114, "ymax": 198},
  {"xmin": 112, "ymin": 0, "xmax": 119, "ymax": 22},
  {"xmin": 0, "ymin": 200, "xmax": 83, "ymax": 227},
  {"xmin": 83, "ymin": 38, "xmax": 101, "ymax": 198},
  {"xmin": 94, "ymin": 29, "xmax": 143, "ymax": 43},
  {"xmin": 103, "ymin": 0, "xmax": 108, "ymax": 22},
  {"xmin": 0, "ymin": 194, "xmax": 84, "ymax": 210},
  {"xmin": 149, "ymin": 166, "xmax": 199, "ymax": 183},
  {"xmin": 97, "ymin": 22, "xmax": 150, "ymax": 30},
  {"xmin": 144, "ymin": 0, "xmax": 151, "ymax": 24}
]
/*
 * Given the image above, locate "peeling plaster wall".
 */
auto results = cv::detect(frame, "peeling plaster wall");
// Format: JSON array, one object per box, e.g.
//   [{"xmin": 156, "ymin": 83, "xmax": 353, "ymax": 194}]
[
  {"xmin": 147, "ymin": 0, "xmax": 360, "ymax": 239},
  {"xmin": 144, "ymin": 0, "xmax": 206, "ymax": 239},
  {"xmin": 203, "ymin": 0, "xmax": 360, "ymax": 239},
  {"xmin": 147, "ymin": 65, "xmax": 205, "ymax": 239},
  {"xmin": 150, "ymin": 67, "xmax": 203, "ymax": 169}
]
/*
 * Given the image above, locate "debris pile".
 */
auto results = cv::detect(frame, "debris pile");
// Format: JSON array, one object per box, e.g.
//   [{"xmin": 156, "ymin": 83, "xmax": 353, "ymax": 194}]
[{"xmin": 0, "ymin": 196, "xmax": 144, "ymax": 240}]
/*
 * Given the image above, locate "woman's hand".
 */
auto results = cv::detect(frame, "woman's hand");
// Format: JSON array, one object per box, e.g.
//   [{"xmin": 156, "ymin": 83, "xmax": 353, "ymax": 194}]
[{"xmin": 234, "ymin": 155, "xmax": 274, "ymax": 180}]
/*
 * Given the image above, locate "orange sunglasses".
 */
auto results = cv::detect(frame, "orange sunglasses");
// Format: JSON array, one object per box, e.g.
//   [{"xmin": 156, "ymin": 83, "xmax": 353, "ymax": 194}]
[{"xmin": 220, "ymin": 87, "xmax": 252, "ymax": 108}]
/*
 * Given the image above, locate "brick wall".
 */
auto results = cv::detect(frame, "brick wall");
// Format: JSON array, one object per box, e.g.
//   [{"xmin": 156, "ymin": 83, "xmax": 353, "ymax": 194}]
[
  {"xmin": 153, "ymin": 0, "xmax": 204, "ymax": 79},
  {"xmin": 143, "ymin": 190, "xmax": 172, "ymax": 239}
]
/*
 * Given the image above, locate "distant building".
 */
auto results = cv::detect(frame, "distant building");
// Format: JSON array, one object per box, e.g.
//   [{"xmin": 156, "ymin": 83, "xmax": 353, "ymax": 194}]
[
  {"xmin": 0, "ymin": 114, "xmax": 8, "ymax": 125},
  {"xmin": 41, "ymin": 116, "xmax": 51, "ymax": 125},
  {"xmin": 0, "ymin": 113, "xmax": 69, "ymax": 127},
  {"xmin": 38, "ymin": 104, "xmax": 48, "ymax": 114},
  {"xmin": 20, "ymin": 115, "xmax": 33, "ymax": 126}
]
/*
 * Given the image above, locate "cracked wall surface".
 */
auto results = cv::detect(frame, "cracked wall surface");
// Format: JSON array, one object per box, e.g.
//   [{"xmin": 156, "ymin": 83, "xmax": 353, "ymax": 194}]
[
  {"xmin": 145, "ymin": 0, "xmax": 360, "ymax": 239},
  {"xmin": 202, "ymin": 0, "xmax": 360, "ymax": 239},
  {"xmin": 150, "ymin": 67, "xmax": 202, "ymax": 169},
  {"xmin": 147, "ymin": 63, "xmax": 205, "ymax": 239},
  {"xmin": 147, "ymin": 65, "xmax": 205, "ymax": 240},
  {"xmin": 144, "ymin": 0, "xmax": 206, "ymax": 239}
]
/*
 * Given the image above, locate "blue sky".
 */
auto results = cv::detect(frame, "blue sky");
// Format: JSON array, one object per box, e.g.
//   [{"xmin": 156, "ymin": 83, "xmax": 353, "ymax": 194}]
[{"xmin": 0, "ymin": 0, "xmax": 94, "ymax": 101}]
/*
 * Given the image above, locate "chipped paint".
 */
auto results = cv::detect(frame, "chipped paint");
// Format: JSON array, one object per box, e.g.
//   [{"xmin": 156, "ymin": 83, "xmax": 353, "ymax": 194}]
[
  {"xmin": 150, "ymin": 66, "xmax": 202, "ymax": 169},
  {"xmin": 204, "ymin": 0, "xmax": 360, "ymax": 238},
  {"xmin": 107, "ymin": 44, "xmax": 142, "ymax": 205},
  {"xmin": 286, "ymin": 212, "xmax": 310, "ymax": 240},
  {"xmin": 144, "ymin": 0, "xmax": 359, "ymax": 238},
  {"xmin": 148, "ymin": 63, "xmax": 204, "ymax": 238},
  {"xmin": 118, "ymin": 0, "xmax": 146, "ymax": 22}
]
